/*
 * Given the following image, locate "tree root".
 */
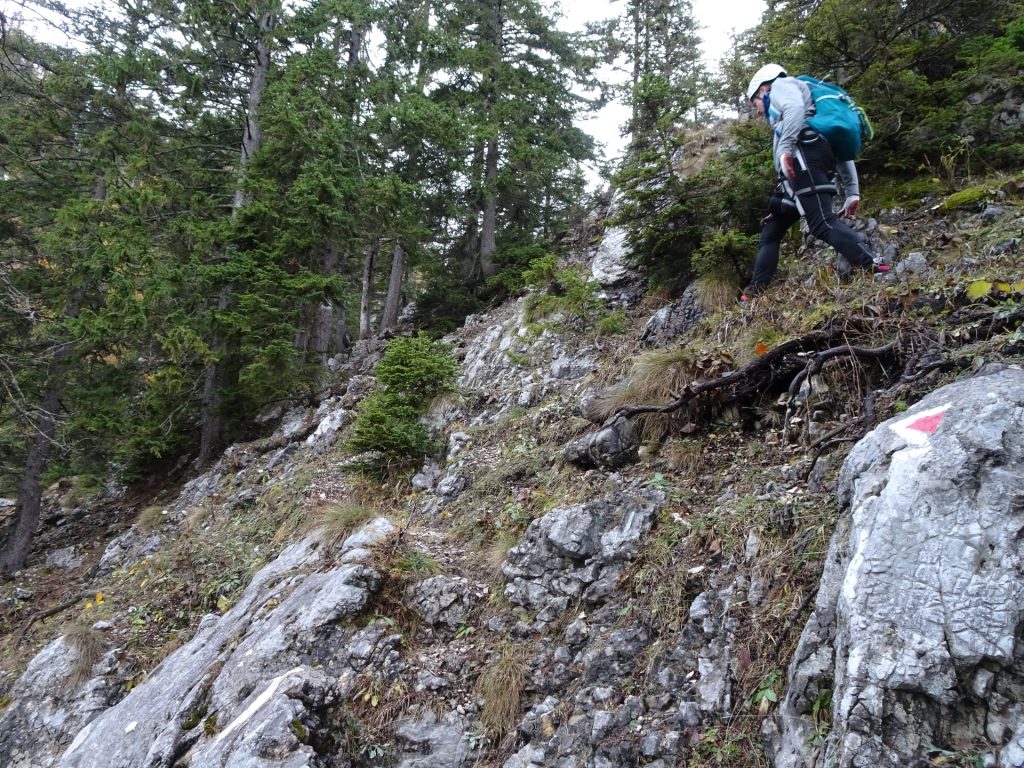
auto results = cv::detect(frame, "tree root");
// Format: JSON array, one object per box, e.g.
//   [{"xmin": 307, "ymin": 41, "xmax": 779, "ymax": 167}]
[
  {"xmin": 607, "ymin": 329, "xmax": 842, "ymax": 424},
  {"xmin": 604, "ymin": 301, "xmax": 1023, "ymax": 460}
]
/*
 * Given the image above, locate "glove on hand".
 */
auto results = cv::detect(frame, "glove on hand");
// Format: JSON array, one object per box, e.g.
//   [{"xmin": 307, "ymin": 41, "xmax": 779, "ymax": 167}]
[
  {"xmin": 840, "ymin": 195, "xmax": 861, "ymax": 218},
  {"xmin": 780, "ymin": 152, "xmax": 796, "ymax": 181}
]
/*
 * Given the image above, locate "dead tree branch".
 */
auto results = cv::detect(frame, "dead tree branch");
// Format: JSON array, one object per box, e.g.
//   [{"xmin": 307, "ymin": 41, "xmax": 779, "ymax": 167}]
[
  {"xmin": 15, "ymin": 589, "xmax": 105, "ymax": 646},
  {"xmin": 607, "ymin": 330, "xmax": 840, "ymax": 424}
]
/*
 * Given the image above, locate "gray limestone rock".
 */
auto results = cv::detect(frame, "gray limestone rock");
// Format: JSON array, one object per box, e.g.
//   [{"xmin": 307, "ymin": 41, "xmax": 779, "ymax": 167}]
[
  {"xmin": 405, "ymin": 575, "xmax": 479, "ymax": 630},
  {"xmin": 272, "ymin": 408, "xmax": 315, "ymax": 442},
  {"xmin": 640, "ymin": 285, "xmax": 705, "ymax": 346},
  {"xmin": 186, "ymin": 667, "xmax": 333, "ymax": 768},
  {"xmin": 304, "ymin": 399, "xmax": 350, "ymax": 453},
  {"xmin": 52, "ymin": 518, "xmax": 394, "ymax": 768},
  {"xmin": 45, "ymin": 546, "xmax": 84, "ymax": 571},
  {"xmin": 412, "ymin": 459, "xmax": 442, "ymax": 491},
  {"xmin": 550, "ymin": 352, "xmax": 597, "ymax": 381},
  {"xmin": 981, "ymin": 205, "xmax": 1006, "ymax": 222},
  {"xmin": 393, "ymin": 713, "xmax": 472, "ymax": 768},
  {"xmin": 895, "ymin": 251, "xmax": 930, "ymax": 275},
  {"xmin": 96, "ymin": 527, "xmax": 162, "ymax": 575},
  {"xmin": 0, "ymin": 635, "xmax": 128, "ymax": 768},
  {"xmin": 562, "ymin": 418, "xmax": 639, "ymax": 470},
  {"xmin": 502, "ymin": 487, "xmax": 662, "ymax": 625},
  {"xmin": 766, "ymin": 364, "xmax": 1024, "ymax": 768},
  {"xmin": 590, "ymin": 227, "xmax": 631, "ymax": 286}
]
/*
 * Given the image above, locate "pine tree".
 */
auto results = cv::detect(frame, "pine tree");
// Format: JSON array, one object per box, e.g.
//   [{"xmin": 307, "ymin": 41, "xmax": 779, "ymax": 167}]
[
  {"xmin": 611, "ymin": 0, "xmax": 711, "ymax": 288},
  {"xmin": 424, "ymin": 0, "xmax": 596, "ymax": 295}
]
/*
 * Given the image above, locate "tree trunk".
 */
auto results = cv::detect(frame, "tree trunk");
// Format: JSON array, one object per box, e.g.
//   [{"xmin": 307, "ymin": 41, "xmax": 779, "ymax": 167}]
[
  {"xmin": 477, "ymin": 0, "xmax": 503, "ymax": 282},
  {"xmin": 479, "ymin": 135, "xmax": 499, "ymax": 280},
  {"xmin": 0, "ymin": 383, "xmax": 61, "ymax": 576},
  {"xmin": 348, "ymin": 23, "xmax": 364, "ymax": 68},
  {"xmin": 359, "ymin": 243, "xmax": 377, "ymax": 340},
  {"xmin": 380, "ymin": 240, "xmax": 406, "ymax": 332},
  {"xmin": 198, "ymin": 8, "xmax": 275, "ymax": 467},
  {"xmin": 296, "ymin": 240, "xmax": 348, "ymax": 358},
  {"xmin": 311, "ymin": 239, "xmax": 347, "ymax": 356},
  {"xmin": 631, "ymin": 0, "xmax": 642, "ymax": 128},
  {"xmin": 231, "ymin": 10, "xmax": 274, "ymax": 212},
  {"xmin": 197, "ymin": 286, "xmax": 233, "ymax": 467}
]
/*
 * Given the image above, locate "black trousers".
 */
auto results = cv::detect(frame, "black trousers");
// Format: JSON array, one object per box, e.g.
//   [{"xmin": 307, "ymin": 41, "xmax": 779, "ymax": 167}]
[{"xmin": 750, "ymin": 129, "xmax": 876, "ymax": 291}]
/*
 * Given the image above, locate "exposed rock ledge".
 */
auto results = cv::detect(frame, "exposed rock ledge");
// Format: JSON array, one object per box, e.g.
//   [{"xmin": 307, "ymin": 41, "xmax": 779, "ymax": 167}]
[{"xmin": 766, "ymin": 364, "xmax": 1024, "ymax": 768}]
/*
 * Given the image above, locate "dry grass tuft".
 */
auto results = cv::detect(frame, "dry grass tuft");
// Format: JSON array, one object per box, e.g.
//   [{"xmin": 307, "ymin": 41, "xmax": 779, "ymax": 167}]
[
  {"xmin": 665, "ymin": 439, "xmax": 703, "ymax": 476},
  {"xmin": 65, "ymin": 623, "xmax": 107, "ymax": 689},
  {"xmin": 479, "ymin": 532, "xmax": 519, "ymax": 583},
  {"xmin": 136, "ymin": 505, "xmax": 166, "ymax": 532},
  {"xmin": 585, "ymin": 345, "xmax": 739, "ymax": 441},
  {"xmin": 478, "ymin": 645, "xmax": 525, "ymax": 736},
  {"xmin": 693, "ymin": 274, "xmax": 740, "ymax": 313},
  {"xmin": 318, "ymin": 502, "xmax": 379, "ymax": 545}
]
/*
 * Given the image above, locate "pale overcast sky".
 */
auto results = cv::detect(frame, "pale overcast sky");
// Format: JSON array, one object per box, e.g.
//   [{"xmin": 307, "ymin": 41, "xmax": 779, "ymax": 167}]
[{"xmin": 558, "ymin": 0, "xmax": 767, "ymax": 172}]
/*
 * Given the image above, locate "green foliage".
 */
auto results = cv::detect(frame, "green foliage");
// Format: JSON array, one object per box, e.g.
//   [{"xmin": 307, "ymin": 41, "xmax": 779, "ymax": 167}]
[
  {"xmin": 615, "ymin": 120, "xmax": 773, "ymax": 292},
  {"xmin": 744, "ymin": 668, "xmax": 783, "ymax": 714},
  {"xmin": 748, "ymin": 0, "xmax": 1024, "ymax": 177},
  {"xmin": 692, "ymin": 231, "xmax": 758, "ymax": 282},
  {"xmin": 373, "ymin": 335, "xmax": 459, "ymax": 407},
  {"xmin": 597, "ymin": 309, "xmax": 627, "ymax": 336},
  {"xmin": 346, "ymin": 391, "xmax": 434, "ymax": 474},
  {"xmin": 523, "ymin": 264, "xmax": 605, "ymax": 326},
  {"xmin": 487, "ymin": 240, "xmax": 558, "ymax": 296},
  {"xmin": 393, "ymin": 548, "xmax": 442, "ymax": 577},
  {"xmin": 346, "ymin": 335, "xmax": 457, "ymax": 475},
  {"xmin": 520, "ymin": 252, "xmax": 561, "ymax": 291},
  {"xmin": 412, "ymin": 277, "xmax": 485, "ymax": 337}
]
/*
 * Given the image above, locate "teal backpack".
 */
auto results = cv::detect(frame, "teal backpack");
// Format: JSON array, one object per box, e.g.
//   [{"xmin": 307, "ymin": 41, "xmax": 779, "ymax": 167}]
[{"xmin": 797, "ymin": 75, "xmax": 874, "ymax": 161}]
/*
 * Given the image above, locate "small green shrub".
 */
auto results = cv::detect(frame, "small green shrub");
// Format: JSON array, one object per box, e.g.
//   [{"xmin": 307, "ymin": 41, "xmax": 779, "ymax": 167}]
[
  {"xmin": 523, "ymin": 261, "xmax": 604, "ymax": 326},
  {"xmin": 692, "ymin": 231, "xmax": 757, "ymax": 282},
  {"xmin": 346, "ymin": 334, "xmax": 458, "ymax": 476},
  {"xmin": 373, "ymin": 335, "xmax": 459, "ymax": 407},
  {"xmin": 521, "ymin": 252, "xmax": 561, "ymax": 291},
  {"xmin": 691, "ymin": 230, "xmax": 757, "ymax": 310},
  {"xmin": 346, "ymin": 391, "xmax": 434, "ymax": 472},
  {"xmin": 597, "ymin": 309, "xmax": 627, "ymax": 336}
]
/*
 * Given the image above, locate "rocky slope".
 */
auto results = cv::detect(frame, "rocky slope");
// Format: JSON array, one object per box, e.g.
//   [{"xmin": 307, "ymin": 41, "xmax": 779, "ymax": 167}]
[{"xmin": 1, "ymin": 183, "xmax": 1023, "ymax": 768}]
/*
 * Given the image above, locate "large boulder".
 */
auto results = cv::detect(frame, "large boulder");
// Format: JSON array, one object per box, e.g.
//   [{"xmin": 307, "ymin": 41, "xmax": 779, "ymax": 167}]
[
  {"xmin": 0, "ymin": 632, "xmax": 129, "ymax": 768},
  {"xmin": 46, "ymin": 519, "xmax": 396, "ymax": 768},
  {"xmin": 766, "ymin": 364, "xmax": 1024, "ymax": 768}
]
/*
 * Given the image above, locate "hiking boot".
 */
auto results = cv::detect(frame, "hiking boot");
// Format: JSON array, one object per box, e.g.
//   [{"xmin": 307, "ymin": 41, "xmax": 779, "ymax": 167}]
[
  {"xmin": 849, "ymin": 261, "xmax": 889, "ymax": 279},
  {"xmin": 740, "ymin": 284, "xmax": 764, "ymax": 303}
]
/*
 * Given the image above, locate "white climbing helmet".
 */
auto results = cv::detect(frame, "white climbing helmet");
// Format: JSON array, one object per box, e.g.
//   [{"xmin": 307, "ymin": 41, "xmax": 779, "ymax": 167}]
[{"xmin": 746, "ymin": 63, "xmax": 787, "ymax": 101}]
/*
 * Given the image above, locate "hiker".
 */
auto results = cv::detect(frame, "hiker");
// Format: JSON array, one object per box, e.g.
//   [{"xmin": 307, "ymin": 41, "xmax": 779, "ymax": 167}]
[{"xmin": 743, "ymin": 63, "xmax": 885, "ymax": 296}]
